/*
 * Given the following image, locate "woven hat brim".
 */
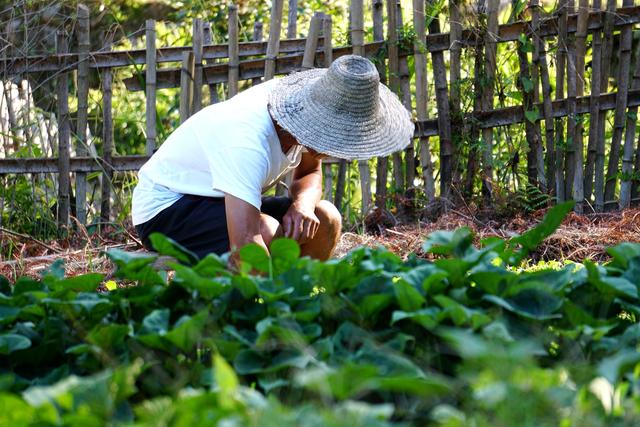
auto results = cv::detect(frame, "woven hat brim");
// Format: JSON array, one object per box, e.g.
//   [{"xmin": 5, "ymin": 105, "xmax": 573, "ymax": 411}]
[{"xmin": 267, "ymin": 68, "xmax": 414, "ymax": 161}]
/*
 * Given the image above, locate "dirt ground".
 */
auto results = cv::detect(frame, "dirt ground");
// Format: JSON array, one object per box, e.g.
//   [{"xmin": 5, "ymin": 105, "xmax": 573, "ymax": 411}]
[{"xmin": 2, "ymin": 207, "xmax": 640, "ymax": 282}]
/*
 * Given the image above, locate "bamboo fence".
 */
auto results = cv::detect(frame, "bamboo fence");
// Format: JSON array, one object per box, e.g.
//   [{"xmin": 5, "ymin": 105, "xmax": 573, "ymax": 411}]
[{"xmin": 1, "ymin": 1, "xmax": 640, "ymax": 228}]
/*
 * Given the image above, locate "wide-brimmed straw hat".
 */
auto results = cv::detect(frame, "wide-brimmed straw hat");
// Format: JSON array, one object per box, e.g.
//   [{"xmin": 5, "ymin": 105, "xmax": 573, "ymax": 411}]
[{"xmin": 267, "ymin": 55, "xmax": 414, "ymax": 160}]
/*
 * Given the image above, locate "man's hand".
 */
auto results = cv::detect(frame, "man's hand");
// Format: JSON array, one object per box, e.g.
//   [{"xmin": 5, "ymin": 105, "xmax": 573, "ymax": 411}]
[{"xmin": 282, "ymin": 202, "xmax": 320, "ymax": 243}]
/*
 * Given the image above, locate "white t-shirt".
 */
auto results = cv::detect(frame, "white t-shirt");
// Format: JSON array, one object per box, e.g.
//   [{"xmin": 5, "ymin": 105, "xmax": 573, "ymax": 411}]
[{"xmin": 131, "ymin": 79, "xmax": 303, "ymax": 226}]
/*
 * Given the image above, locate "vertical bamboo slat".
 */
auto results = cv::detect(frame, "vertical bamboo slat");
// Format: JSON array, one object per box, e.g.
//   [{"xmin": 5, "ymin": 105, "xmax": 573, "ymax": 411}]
[
  {"xmin": 302, "ymin": 12, "xmax": 322, "ymax": 69},
  {"xmin": 179, "ymin": 52, "xmax": 195, "ymax": 124},
  {"xmin": 351, "ymin": 0, "xmax": 371, "ymax": 214},
  {"xmin": 481, "ymin": 0, "xmax": 499, "ymax": 205},
  {"xmin": 386, "ymin": 0, "xmax": 404, "ymax": 206},
  {"xmin": 620, "ymin": 39, "xmax": 640, "ymax": 208},
  {"xmin": 397, "ymin": 1, "xmax": 415, "ymax": 196},
  {"xmin": 532, "ymin": 0, "xmax": 555, "ymax": 192},
  {"xmin": 372, "ymin": 0, "xmax": 388, "ymax": 209},
  {"xmin": 585, "ymin": 0, "xmax": 602, "ymax": 201},
  {"xmin": 252, "ymin": 22, "xmax": 264, "ymax": 86},
  {"xmin": 449, "ymin": 0, "xmax": 462, "ymax": 187},
  {"xmin": 413, "ymin": 0, "xmax": 435, "ymax": 202},
  {"xmin": 56, "ymin": 32, "xmax": 70, "ymax": 228},
  {"xmin": 322, "ymin": 14, "xmax": 334, "ymax": 203},
  {"xmin": 101, "ymin": 61, "xmax": 114, "ymax": 223},
  {"xmin": 287, "ymin": 0, "xmax": 298, "ymax": 39},
  {"xmin": 604, "ymin": 0, "xmax": 634, "ymax": 206},
  {"xmin": 75, "ymin": 4, "xmax": 90, "ymax": 224},
  {"xmin": 554, "ymin": 0, "xmax": 567, "ymax": 201},
  {"xmin": 192, "ymin": 19, "xmax": 204, "ymax": 113},
  {"xmin": 464, "ymin": 0, "xmax": 485, "ymax": 198},
  {"xmin": 203, "ymin": 22, "xmax": 219, "ymax": 104},
  {"xmin": 565, "ymin": 0, "xmax": 577, "ymax": 201},
  {"xmin": 145, "ymin": 20, "xmax": 157, "ymax": 156},
  {"xmin": 572, "ymin": 0, "xmax": 589, "ymax": 212},
  {"xmin": 228, "ymin": 6, "xmax": 239, "ymax": 98},
  {"xmin": 430, "ymin": 5, "xmax": 453, "ymax": 201},
  {"xmin": 594, "ymin": 0, "xmax": 616, "ymax": 211},
  {"xmin": 264, "ymin": 0, "xmax": 284, "ymax": 81},
  {"xmin": 516, "ymin": 14, "xmax": 542, "ymax": 191}
]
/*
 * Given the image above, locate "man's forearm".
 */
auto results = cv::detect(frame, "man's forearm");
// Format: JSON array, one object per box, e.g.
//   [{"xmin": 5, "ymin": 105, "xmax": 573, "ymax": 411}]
[{"xmin": 289, "ymin": 169, "xmax": 322, "ymax": 209}]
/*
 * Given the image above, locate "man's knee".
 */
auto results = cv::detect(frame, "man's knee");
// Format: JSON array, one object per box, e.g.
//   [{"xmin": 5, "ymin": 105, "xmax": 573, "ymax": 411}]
[
  {"xmin": 315, "ymin": 200, "xmax": 342, "ymax": 237},
  {"xmin": 260, "ymin": 214, "xmax": 283, "ymax": 246}
]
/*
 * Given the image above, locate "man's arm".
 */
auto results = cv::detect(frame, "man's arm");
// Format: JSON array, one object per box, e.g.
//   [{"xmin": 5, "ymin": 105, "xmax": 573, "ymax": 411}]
[
  {"xmin": 224, "ymin": 193, "xmax": 269, "ymax": 265},
  {"xmin": 283, "ymin": 152, "xmax": 323, "ymax": 242}
]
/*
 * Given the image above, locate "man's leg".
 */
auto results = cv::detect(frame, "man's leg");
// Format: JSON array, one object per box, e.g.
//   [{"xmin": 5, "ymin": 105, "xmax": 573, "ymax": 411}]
[
  {"xmin": 261, "ymin": 197, "xmax": 341, "ymax": 260},
  {"xmin": 299, "ymin": 200, "xmax": 341, "ymax": 260},
  {"xmin": 260, "ymin": 213, "xmax": 284, "ymax": 247}
]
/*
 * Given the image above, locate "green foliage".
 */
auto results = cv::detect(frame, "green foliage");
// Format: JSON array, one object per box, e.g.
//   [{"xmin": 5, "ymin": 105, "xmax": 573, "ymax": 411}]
[{"xmin": 1, "ymin": 207, "xmax": 640, "ymax": 424}]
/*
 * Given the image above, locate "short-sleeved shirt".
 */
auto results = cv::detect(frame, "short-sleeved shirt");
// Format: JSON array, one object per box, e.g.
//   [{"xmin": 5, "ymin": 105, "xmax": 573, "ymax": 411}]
[{"xmin": 131, "ymin": 79, "xmax": 303, "ymax": 226}]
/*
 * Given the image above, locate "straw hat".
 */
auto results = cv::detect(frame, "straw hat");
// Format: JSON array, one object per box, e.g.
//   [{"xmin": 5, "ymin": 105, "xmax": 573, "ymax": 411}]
[{"xmin": 267, "ymin": 55, "xmax": 414, "ymax": 161}]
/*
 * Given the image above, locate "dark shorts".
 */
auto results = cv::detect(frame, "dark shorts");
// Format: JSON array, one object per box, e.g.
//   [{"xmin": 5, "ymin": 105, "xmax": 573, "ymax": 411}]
[{"xmin": 135, "ymin": 195, "xmax": 292, "ymax": 259}]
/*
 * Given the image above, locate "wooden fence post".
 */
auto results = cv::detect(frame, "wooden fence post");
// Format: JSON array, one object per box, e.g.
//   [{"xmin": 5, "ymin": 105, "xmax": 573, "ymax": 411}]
[
  {"xmin": 192, "ymin": 18, "xmax": 204, "ymax": 112},
  {"xmin": 180, "ymin": 52, "xmax": 195, "ymax": 123},
  {"xmin": 264, "ymin": 0, "xmax": 284, "ymax": 81},
  {"xmin": 620, "ymin": 28, "xmax": 640, "ymax": 208},
  {"xmin": 75, "ymin": 4, "xmax": 90, "ymax": 224},
  {"xmin": 554, "ymin": 0, "xmax": 568, "ymax": 202},
  {"xmin": 287, "ymin": 0, "xmax": 298, "ymax": 39},
  {"xmin": 531, "ymin": 0, "xmax": 555, "ymax": 193},
  {"xmin": 145, "ymin": 20, "xmax": 157, "ymax": 156},
  {"xmin": 301, "ymin": 12, "xmax": 322, "ymax": 69},
  {"xmin": 564, "ymin": 1, "xmax": 577, "ymax": 200},
  {"xmin": 594, "ymin": 0, "xmax": 616, "ymax": 211},
  {"xmin": 56, "ymin": 31, "xmax": 70, "ymax": 228},
  {"xmin": 584, "ymin": 0, "xmax": 602, "ymax": 202},
  {"xmin": 571, "ymin": 0, "xmax": 589, "ymax": 212},
  {"xmin": 228, "ymin": 6, "xmax": 239, "ymax": 98},
  {"xmin": 429, "ymin": 0, "xmax": 453, "ymax": 202},
  {"xmin": 321, "ymin": 14, "xmax": 334, "ymax": 203},
  {"xmin": 413, "ymin": 0, "xmax": 435, "ymax": 203},
  {"xmin": 397, "ymin": 1, "xmax": 415, "ymax": 200},
  {"xmin": 203, "ymin": 22, "xmax": 219, "ymax": 104},
  {"xmin": 373, "ymin": 0, "xmax": 389, "ymax": 209},
  {"xmin": 481, "ymin": 0, "xmax": 499, "ymax": 206},
  {"xmin": 386, "ymin": 0, "xmax": 404, "ymax": 205},
  {"xmin": 351, "ymin": 0, "xmax": 372, "ymax": 215},
  {"xmin": 604, "ymin": 0, "xmax": 634, "ymax": 207},
  {"xmin": 101, "ymin": 57, "xmax": 114, "ymax": 222},
  {"xmin": 252, "ymin": 21, "xmax": 264, "ymax": 86}
]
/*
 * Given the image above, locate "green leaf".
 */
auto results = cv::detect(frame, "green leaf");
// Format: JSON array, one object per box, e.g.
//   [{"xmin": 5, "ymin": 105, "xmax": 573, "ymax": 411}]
[
  {"xmin": 524, "ymin": 108, "xmax": 539, "ymax": 124},
  {"xmin": 598, "ymin": 350, "xmax": 640, "ymax": 384},
  {"xmin": 148, "ymin": 233, "xmax": 199, "ymax": 265},
  {"xmin": 165, "ymin": 310, "xmax": 208, "ymax": 352},
  {"xmin": 393, "ymin": 278, "xmax": 425, "ymax": 312},
  {"xmin": 48, "ymin": 274, "xmax": 104, "ymax": 292},
  {"xmin": 86, "ymin": 324, "xmax": 130, "ymax": 351},
  {"xmin": 270, "ymin": 238, "xmax": 300, "ymax": 275},
  {"xmin": 504, "ymin": 201, "xmax": 574, "ymax": 265},
  {"xmin": 107, "ymin": 249, "xmax": 165, "ymax": 286},
  {"xmin": 585, "ymin": 261, "xmax": 638, "ymax": 299},
  {"xmin": 391, "ymin": 308, "xmax": 440, "ymax": 330},
  {"xmin": 521, "ymin": 76, "xmax": 534, "ymax": 93},
  {"xmin": 607, "ymin": 243, "xmax": 640, "ymax": 269},
  {"xmin": 0, "ymin": 334, "xmax": 31, "ymax": 354},
  {"xmin": 214, "ymin": 354, "xmax": 238, "ymax": 408},
  {"xmin": 139, "ymin": 309, "xmax": 170, "ymax": 336},
  {"xmin": 483, "ymin": 288, "xmax": 563, "ymax": 320},
  {"xmin": 423, "ymin": 228, "xmax": 474, "ymax": 257},
  {"xmin": 171, "ymin": 263, "xmax": 228, "ymax": 299},
  {"xmin": 239, "ymin": 244, "xmax": 271, "ymax": 274}
]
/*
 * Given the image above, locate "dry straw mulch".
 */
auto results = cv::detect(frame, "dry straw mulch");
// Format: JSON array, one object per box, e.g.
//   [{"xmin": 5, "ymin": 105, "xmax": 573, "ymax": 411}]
[{"xmin": 2, "ymin": 208, "xmax": 640, "ymax": 282}]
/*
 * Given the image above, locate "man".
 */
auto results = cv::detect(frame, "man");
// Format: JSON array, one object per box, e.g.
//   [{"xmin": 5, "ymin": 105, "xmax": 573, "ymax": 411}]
[{"xmin": 132, "ymin": 55, "xmax": 413, "ymax": 262}]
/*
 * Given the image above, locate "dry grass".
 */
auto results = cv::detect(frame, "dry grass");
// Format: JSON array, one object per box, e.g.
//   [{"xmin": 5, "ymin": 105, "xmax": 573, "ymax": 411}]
[{"xmin": 3, "ymin": 208, "xmax": 640, "ymax": 282}]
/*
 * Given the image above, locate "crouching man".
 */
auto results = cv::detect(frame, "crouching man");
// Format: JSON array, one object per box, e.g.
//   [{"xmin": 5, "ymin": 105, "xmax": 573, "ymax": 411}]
[{"xmin": 131, "ymin": 55, "xmax": 413, "ymax": 262}]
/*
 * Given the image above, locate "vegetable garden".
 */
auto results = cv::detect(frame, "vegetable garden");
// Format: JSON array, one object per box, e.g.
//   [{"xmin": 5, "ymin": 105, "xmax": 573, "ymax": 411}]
[{"xmin": 1, "ymin": 202, "xmax": 640, "ymax": 425}]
